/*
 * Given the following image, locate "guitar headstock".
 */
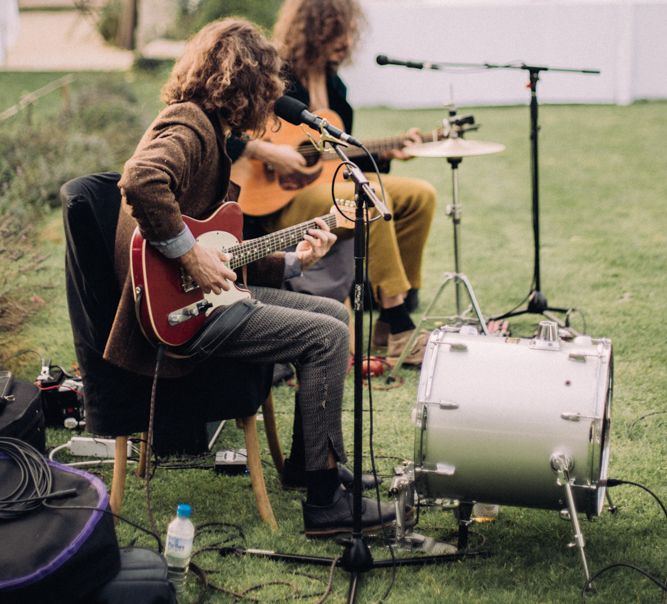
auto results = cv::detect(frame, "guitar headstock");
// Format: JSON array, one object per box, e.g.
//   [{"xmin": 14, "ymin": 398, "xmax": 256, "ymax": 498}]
[{"xmin": 330, "ymin": 197, "xmax": 356, "ymax": 229}]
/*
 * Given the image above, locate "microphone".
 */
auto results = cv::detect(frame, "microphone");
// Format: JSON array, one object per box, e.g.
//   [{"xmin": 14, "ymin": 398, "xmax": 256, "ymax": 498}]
[
  {"xmin": 376, "ymin": 55, "xmax": 438, "ymax": 70},
  {"xmin": 274, "ymin": 96, "xmax": 362, "ymax": 147}
]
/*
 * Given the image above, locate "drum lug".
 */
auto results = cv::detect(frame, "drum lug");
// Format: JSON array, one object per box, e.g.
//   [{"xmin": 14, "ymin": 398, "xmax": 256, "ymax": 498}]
[
  {"xmin": 530, "ymin": 320, "xmax": 561, "ymax": 351},
  {"xmin": 448, "ymin": 342, "xmax": 468, "ymax": 352},
  {"xmin": 438, "ymin": 400, "xmax": 459, "ymax": 410},
  {"xmin": 560, "ymin": 412, "xmax": 600, "ymax": 422}
]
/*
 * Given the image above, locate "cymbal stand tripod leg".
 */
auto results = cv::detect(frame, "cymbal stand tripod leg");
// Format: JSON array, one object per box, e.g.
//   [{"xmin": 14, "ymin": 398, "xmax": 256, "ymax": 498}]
[{"xmin": 386, "ymin": 158, "xmax": 487, "ymax": 382}]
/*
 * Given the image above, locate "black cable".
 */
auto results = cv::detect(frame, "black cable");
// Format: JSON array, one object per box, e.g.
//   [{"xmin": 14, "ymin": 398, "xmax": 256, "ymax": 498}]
[
  {"xmin": 0, "ymin": 436, "xmax": 163, "ymax": 550},
  {"xmin": 629, "ymin": 411, "xmax": 667, "ymax": 432},
  {"xmin": 0, "ymin": 436, "xmax": 54, "ymax": 520},
  {"xmin": 606, "ymin": 478, "xmax": 667, "ymax": 519},
  {"xmin": 580, "ymin": 479, "xmax": 667, "ymax": 601},
  {"xmin": 362, "ymin": 174, "xmax": 398, "ymax": 604},
  {"xmin": 581, "ymin": 563, "xmax": 667, "ymax": 600},
  {"xmin": 43, "ymin": 501, "xmax": 163, "ymax": 552},
  {"xmin": 0, "ymin": 348, "xmax": 43, "ymax": 366},
  {"xmin": 144, "ymin": 345, "xmax": 165, "ymax": 540}
]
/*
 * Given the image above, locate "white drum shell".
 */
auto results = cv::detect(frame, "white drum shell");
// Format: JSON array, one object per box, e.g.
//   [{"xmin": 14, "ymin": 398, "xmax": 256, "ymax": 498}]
[{"xmin": 414, "ymin": 329, "xmax": 612, "ymax": 516}]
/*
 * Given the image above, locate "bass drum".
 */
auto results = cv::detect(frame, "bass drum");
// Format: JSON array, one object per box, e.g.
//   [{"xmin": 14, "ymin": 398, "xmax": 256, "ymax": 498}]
[{"xmin": 414, "ymin": 326, "xmax": 612, "ymax": 516}]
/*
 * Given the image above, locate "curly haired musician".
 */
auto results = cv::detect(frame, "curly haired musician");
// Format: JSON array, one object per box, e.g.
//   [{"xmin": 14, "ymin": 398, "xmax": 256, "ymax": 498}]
[
  {"xmin": 228, "ymin": 0, "xmax": 437, "ymax": 366},
  {"xmin": 104, "ymin": 18, "xmax": 396, "ymax": 536}
]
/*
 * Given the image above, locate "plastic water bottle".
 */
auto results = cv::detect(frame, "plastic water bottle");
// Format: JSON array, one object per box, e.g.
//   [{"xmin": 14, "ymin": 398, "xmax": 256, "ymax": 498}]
[{"xmin": 164, "ymin": 503, "xmax": 195, "ymax": 593}]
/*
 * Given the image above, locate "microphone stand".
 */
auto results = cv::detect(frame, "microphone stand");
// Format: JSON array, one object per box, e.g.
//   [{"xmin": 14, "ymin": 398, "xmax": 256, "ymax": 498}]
[
  {"xmin": 380, "ymin": 57, "xmax": 600, "ymax": 325},
  {"xmin": 220, "ymin": 129, "xmax": 487, "ymax": 603}
]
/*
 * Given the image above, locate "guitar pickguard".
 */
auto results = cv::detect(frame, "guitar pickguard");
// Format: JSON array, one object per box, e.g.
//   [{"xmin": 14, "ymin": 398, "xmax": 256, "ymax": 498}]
[
  {"xmin": 278, "ymin": 166, "xmax": 323, "ymax": 191},
  {"xmin": 196, "ymin": 230, "xmax": 251, "ymax": 311}
]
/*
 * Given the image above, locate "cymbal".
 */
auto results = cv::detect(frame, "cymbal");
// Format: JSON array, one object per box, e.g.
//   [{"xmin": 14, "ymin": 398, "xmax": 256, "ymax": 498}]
[{"xmin": 407, "ymin": 138, "xmax": 505, "ymax": 158}]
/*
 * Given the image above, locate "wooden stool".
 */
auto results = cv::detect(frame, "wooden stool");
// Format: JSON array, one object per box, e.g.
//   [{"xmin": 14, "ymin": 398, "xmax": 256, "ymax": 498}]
[{"xmin": 110, "ymin": 394, "xmax": 284, "ymax": 529}]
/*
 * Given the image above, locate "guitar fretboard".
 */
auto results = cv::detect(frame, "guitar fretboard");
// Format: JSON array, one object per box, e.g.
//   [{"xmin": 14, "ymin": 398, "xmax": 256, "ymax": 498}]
[
  {"xmin": 298, "ymin": 128, "xmax": 443, "ymax": 161},
  {"xmin": 226, "ymin": 213, "xmax": 338, "ymax": 269}
]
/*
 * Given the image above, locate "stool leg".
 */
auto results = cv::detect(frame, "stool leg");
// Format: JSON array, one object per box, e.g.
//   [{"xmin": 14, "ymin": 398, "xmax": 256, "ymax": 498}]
[
  {"xmin": 242, "ymin": 415, "xmax": 278, "ymax": 529},
  {"xmin": 110, "ymin": 436, "xmax": 128, "ymax": 520},
  {"xmin": 262, "ymin": 393, "xmax": 284, "ymax": 474}
]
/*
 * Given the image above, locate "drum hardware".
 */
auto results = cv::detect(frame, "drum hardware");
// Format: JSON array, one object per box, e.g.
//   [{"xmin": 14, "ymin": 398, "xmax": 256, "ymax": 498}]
[
  {"xmin": 387, "ymin": 115, "xmax": 505, "ymax": 381},
  {"xmin": 551, "ymin": 453, "xmax": 592, "ymax": 582},
  {"xmin": 409, "ymin": 324, "xmax": 612, "ymax": 582},
  {"xmin": 388, "ymin": 463, "xmax": 478, "ymax": 555}
]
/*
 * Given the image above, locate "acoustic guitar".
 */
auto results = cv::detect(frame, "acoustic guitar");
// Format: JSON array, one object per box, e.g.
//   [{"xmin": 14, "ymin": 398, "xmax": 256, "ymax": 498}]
[
  {"xmin": 231, "ymin": 108, "xmax": 444, "ymax": 216},
  {"xmin": 131, "ymin": 200, "xmax": 353, "ymax": 347}
]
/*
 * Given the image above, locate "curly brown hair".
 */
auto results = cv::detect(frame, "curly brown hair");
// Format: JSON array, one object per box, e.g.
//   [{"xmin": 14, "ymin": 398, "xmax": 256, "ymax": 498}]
[
  {"xmin": 273, "ymin": 0, "xmax": 365, "ymax": 83},
  {"xmin": 161, "ymin": 18, "xmax": 284, "ymax": 132}
]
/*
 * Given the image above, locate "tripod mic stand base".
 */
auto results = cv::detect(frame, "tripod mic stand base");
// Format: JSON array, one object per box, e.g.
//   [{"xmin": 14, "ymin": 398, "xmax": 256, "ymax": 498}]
[
  {"xmin": 340, "ymin": 535, "xmax": 374, "ymax": 572},
  {"xmin": 492, "ymin": 290, "xmax": 577, "ymax": 332}
]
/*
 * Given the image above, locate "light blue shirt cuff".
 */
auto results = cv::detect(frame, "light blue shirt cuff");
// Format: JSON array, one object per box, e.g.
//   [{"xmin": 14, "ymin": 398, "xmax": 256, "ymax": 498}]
[
  {"xmin": 149, "ymin": 225, "xmax": 196, "ymax": 259},
  {"xmin": 284, "ymin": 251, "xmax": 302, "ymax": 280}
]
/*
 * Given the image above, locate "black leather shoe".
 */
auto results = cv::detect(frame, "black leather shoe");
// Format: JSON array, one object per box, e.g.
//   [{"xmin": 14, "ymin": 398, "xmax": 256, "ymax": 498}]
[
  {"xmin": 302, "ymin": 486, "xmax": 397, "ymax": 537},
  {"xmin": 282, "ymin": 460, "xmax": 380, "ymax": 491},
  {"xmin": 337, "ymin": 463, "xmax": 382, "ymax": 491}
]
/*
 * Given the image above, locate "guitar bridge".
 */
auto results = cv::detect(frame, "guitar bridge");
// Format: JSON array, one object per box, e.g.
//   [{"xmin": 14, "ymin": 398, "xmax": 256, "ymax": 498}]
[
  {"xmin": 180, "ymin": 269, "xmax": 198, "ymax": 293},
  {"xmin": 168, "ymin": 300, "xmax": 212, "ymax": 325}
]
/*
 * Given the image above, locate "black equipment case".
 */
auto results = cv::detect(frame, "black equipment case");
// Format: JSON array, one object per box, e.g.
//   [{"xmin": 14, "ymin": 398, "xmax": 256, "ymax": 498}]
[
  {"xmin": 89, "ymin": 547, "xmax": 176, "ymax": 604},
  {"xmin": 0, "ymin": 374, "xmax": 46, "ymax": 452},
  {"xmin": 0, "ymin": 456, "xmax": 120, "ymax": 603}
]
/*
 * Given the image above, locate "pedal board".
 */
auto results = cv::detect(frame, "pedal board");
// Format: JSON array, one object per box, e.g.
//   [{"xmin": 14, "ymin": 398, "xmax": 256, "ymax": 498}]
[{"xmin": 214, "ymin": 448, "xmax": 248, "ymax": 475}]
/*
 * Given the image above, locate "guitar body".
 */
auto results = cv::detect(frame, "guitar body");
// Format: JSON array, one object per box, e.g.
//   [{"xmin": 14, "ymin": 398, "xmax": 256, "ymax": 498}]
[
  {"xmin": 131, "ymin": 202, "xmax": 251, "ymax": 347},
  {"xmin": 130, "ymin": 200, "xmax": 352, "ymax": 348},
  {"xmin": 232, "ymin": 109, "xmax": 346, "ymax": 216}
]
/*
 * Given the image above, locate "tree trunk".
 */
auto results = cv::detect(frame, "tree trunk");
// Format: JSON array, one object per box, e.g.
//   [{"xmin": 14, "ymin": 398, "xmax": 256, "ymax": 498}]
[{"xmin": 116, "ymin": 0, "xmax": 138, "ymax": 50}]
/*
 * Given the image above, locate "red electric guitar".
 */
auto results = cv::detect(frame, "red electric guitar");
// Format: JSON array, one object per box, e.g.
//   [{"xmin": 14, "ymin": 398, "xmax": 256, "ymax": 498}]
[{"xmin": 131, "ymin": 201, "xmax": 353, "ymax": 347}]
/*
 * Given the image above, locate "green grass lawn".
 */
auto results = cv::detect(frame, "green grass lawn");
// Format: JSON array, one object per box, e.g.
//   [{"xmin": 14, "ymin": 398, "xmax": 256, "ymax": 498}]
[{"xmin": 0, "ymin": 71, "xmax": 665, "ymax": 603}]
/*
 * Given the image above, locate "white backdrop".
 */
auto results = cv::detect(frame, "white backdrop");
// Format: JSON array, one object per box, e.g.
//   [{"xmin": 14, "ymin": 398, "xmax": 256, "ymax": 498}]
[
  {"xmin": 0, "ymin": 0, "xmax": 19, "ymax": 65},
  {"xmin": 339, "ymin": 0, "xmax": 667, "ymax": 107}
]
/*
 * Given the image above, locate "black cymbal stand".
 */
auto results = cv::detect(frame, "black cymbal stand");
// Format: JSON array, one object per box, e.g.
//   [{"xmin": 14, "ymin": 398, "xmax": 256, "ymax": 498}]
[{"xmin": 221, "ymin": 132, "xmax": 487, "ymax": 603}]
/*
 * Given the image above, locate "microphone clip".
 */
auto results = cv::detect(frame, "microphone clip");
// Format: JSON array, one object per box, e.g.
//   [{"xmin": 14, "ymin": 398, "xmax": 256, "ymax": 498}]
[{"xmin": 303, "ymin": 119, "xmax": 349, "ymax": 152}]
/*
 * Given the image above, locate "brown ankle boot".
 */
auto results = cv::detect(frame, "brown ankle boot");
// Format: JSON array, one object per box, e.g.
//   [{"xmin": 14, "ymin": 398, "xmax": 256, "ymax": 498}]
[
  {"xmin": 372, "ymin": 320, "xmax": 390, "ymax": 348},
  {"xmin": 386, "ymin": 329, "xmax": 428, "ymax": 366}
]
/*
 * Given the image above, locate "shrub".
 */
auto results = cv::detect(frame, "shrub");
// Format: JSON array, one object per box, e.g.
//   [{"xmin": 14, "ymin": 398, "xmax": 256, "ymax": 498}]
[
  {"xmin": 0, "ymin": 77, "xmax": 145, "ymax": 333},
  {"xmin": 171, "ymin": 0, "xmax": 282, "ymax": 38},
  {"xmin": 97, "ymin": 0, "xmax": 122, "ymax": 43}
]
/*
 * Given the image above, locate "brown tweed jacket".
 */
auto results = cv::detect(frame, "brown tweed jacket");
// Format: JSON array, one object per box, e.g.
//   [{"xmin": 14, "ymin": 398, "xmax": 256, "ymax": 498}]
[{"xmin": 104, "ymin": 101, "xmax": 283, "ymax": 377}]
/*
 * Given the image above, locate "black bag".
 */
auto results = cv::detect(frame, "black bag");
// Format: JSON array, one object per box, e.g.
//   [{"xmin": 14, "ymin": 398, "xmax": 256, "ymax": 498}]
[
  {"xmin": 0, "ymin": 375, "xmax": 45, "ymax": 452},
  {"xmin": 89, "ymin": 547, "xmax": 176, "ymax": 604},
  {"xmin": 0, "ymin": 456, "xmax": 120, "ymax": 603}
]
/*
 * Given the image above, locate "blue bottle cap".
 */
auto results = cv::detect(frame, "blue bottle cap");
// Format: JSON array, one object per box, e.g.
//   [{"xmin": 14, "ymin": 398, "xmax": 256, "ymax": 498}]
[{"xmin": 176, "ymin": 503, "xmax": 192, "ymax": 518}]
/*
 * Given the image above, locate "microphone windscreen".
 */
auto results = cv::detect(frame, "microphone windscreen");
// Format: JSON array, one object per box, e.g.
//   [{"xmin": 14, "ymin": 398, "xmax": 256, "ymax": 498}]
[
  {"xmin": 376, "ymin": 55, "xmax": 388, "ymax": 66},
  {"xmin": 274, "ymin": 95, "xmax": 307, "ymax": 125}
]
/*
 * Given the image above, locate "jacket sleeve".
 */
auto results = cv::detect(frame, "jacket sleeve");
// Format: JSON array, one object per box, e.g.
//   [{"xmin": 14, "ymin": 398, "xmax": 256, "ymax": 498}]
[{"xmin": 118, "ymin": 110, "xmax": 211, "ymax": 242}]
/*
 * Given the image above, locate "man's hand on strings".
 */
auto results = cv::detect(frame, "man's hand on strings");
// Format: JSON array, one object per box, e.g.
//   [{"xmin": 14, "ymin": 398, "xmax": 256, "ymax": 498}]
[
  {"xmin": 179, "ymin": 243, "xmax": 236, "ymax": 295},
  {"xmin": 295, "ymin": 217, "xmax": 337, "ymax": 269},
  {"xmin": 384, "ymin": 127, "xmax": 423, "ymax": 161},
  {"xmin": 245, "ymin": 140, "xmax": 309, "ymax": 175}
]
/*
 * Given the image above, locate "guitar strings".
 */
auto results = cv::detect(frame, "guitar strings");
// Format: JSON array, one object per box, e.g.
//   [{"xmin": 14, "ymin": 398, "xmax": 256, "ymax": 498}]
[{"xmin": 226, "ymin": 214, "xmax": 339, "ymax": 268}]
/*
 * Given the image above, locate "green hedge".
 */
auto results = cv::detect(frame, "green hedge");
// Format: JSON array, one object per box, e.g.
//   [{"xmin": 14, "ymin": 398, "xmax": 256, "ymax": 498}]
[{"xmin": 171, "ymin": 0, "xmax": 282, "ymax": 38}]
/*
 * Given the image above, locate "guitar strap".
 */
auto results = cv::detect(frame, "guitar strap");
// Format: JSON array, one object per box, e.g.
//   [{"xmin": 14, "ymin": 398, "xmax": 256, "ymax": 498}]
[
  {"xmin": 204, "ymin": 110, "xmax": 249, "ymax": 287},
  {"xmin": 171, "ymin": 298, "xmax": 261, "ymax": 363}
]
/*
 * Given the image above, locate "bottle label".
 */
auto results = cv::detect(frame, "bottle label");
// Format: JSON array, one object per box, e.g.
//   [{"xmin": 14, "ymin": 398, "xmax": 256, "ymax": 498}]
[{"xmin": 166, "ymin": 535, "xmax": 192, "ymax": 558}]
